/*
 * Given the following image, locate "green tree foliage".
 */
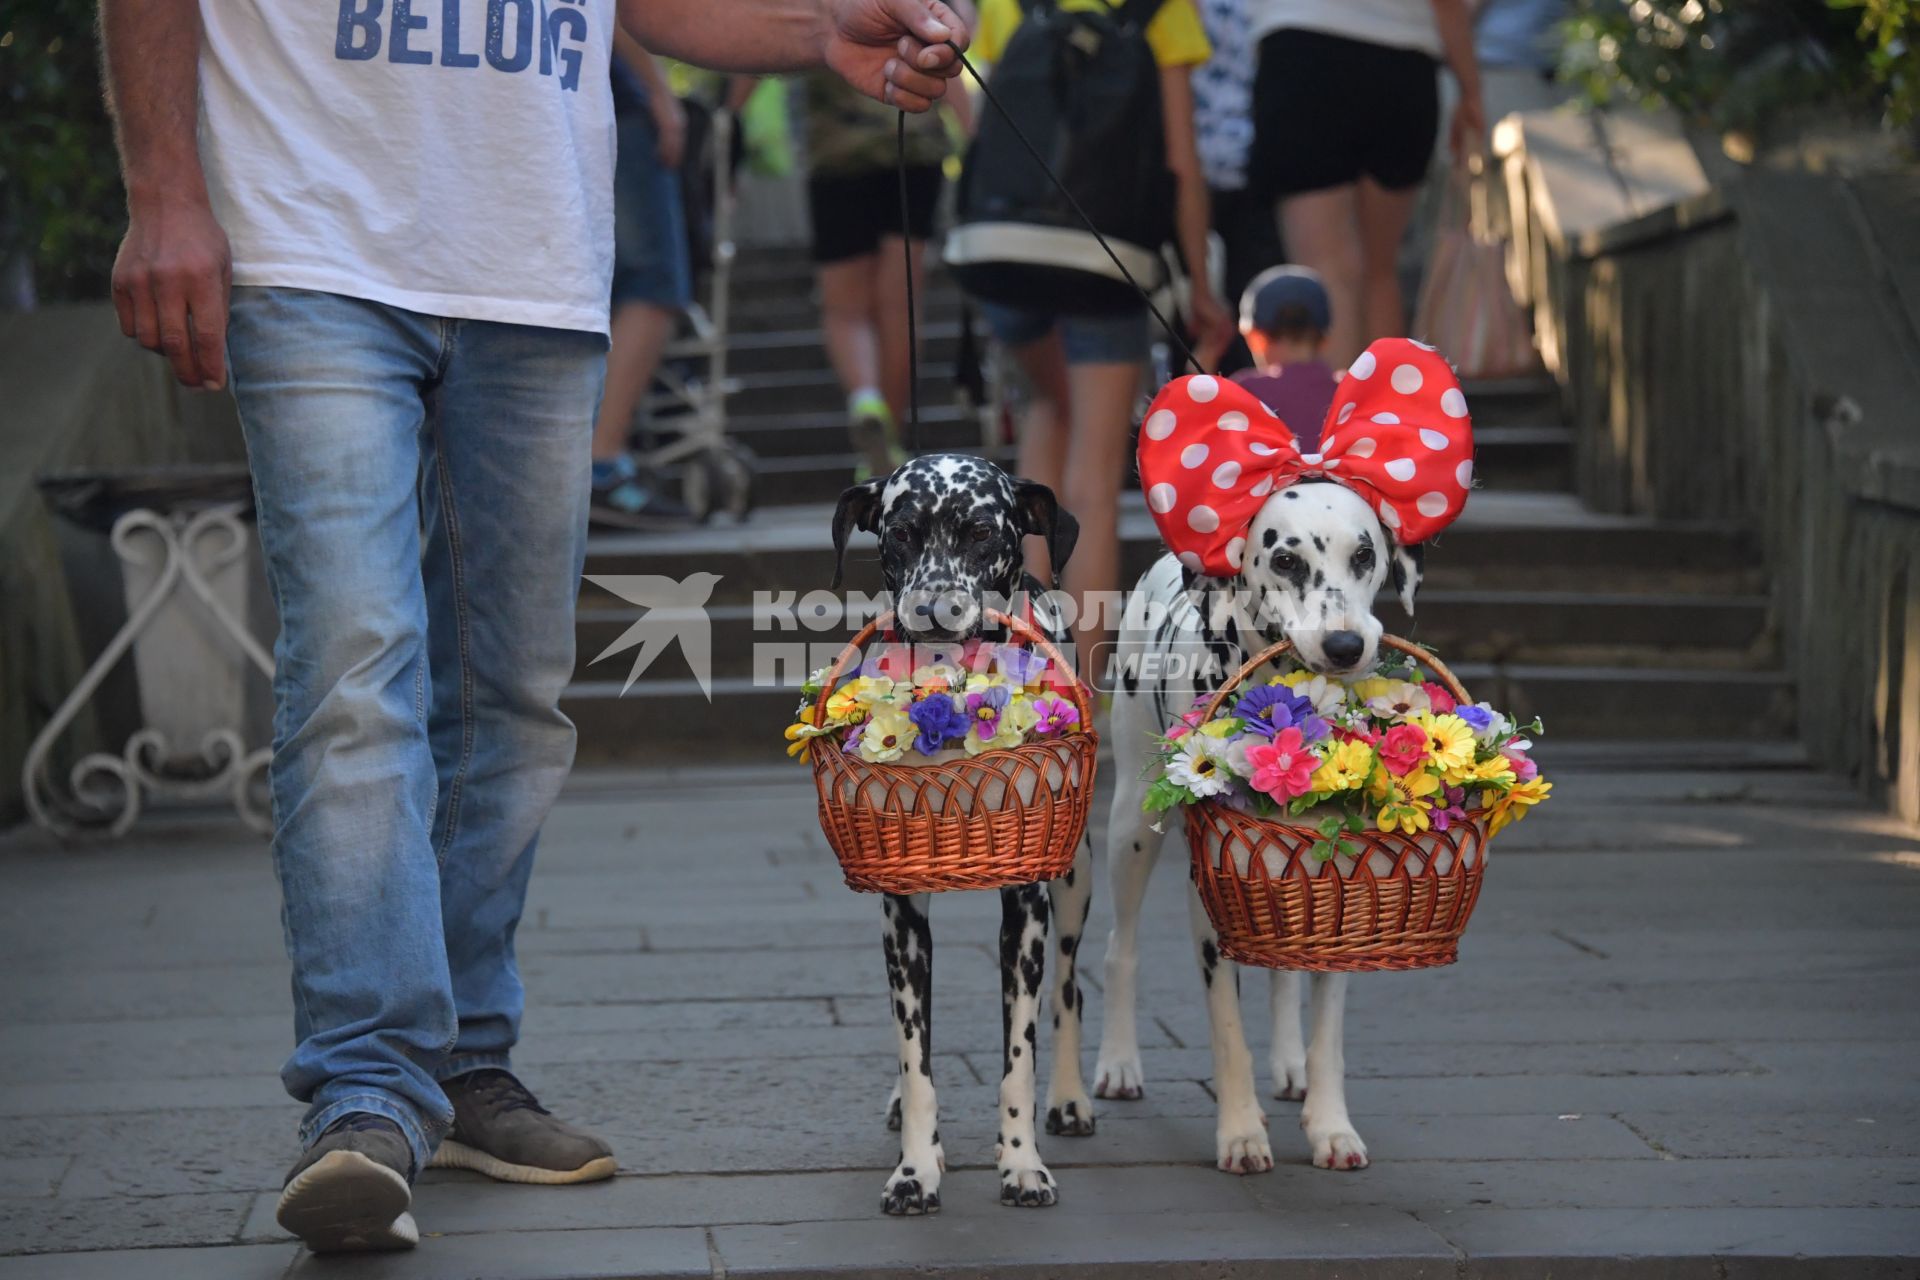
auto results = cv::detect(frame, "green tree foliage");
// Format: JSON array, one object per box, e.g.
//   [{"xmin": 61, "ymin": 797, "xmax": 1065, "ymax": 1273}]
[
  {"xmin": 1, "ymin": 0, "xmax": 124, "ymax": 304},
  {"xmin": 1829, "ymin": 0, "xmax": 1918, "ymax": 123},
  {"xmin": 1559, "ymin": 0, "xmax": 1905, "ymax": 133}
]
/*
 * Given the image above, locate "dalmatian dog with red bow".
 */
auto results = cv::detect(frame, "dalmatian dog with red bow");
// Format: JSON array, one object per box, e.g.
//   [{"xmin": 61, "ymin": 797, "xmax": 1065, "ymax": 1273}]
[{"xmin": 1093, "ymin": 338, "xmax": 1473, "ymax": 1173}]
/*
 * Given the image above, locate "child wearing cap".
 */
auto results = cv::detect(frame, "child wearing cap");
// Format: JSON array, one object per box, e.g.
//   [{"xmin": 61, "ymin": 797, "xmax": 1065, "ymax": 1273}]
[{"xmin": 1231, "ymin": 265, "xmax": 1339, "ymax": 449}]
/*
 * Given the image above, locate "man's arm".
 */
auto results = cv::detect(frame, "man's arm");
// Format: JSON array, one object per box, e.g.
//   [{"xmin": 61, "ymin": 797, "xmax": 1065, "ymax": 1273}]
[
  {"xmin": 100, "ymin": 0, "xmax": 232, "ymax": 390},
  {"xmin": 619, "ymin": 0, "xmax": 968, "ymax": 110}
]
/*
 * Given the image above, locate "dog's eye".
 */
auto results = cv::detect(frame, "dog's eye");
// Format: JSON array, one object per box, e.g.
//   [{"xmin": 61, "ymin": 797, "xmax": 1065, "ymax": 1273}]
[
  {"xmin": 969, "ymin": 523, "xmax": 993, "ymax": 543},
  {"xmin": 890, "ymin": 525, "xmax": 912, "ymax": 544},
  {"xmin": 1353, "ymin": 546, "xmax": 1375, "ymax": 571},
  {"xmin": 1271, "ymin": 552, "xmax": 1301, "ymax": 573}
]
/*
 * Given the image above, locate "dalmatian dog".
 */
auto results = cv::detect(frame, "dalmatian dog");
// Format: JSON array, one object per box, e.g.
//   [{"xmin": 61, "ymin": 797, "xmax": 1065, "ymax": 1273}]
[
  {"xmin": 1096, "ymin": 342, "xmax": 1472, "ymax": 1175},
  {"xmin": 829, "ymin": 453, "xmax": 1094, "ymax": 1215}
]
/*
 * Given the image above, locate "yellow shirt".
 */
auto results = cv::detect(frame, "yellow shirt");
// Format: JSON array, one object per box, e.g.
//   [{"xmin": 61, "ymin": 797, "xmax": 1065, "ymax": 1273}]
[{"xmin": 973, "ymin": 0, "xmax": 1213, "ymax": 69}]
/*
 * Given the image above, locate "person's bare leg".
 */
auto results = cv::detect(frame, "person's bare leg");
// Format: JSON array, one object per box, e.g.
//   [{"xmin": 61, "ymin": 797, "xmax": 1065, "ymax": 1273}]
[
  {"xmin": 1355, "ymin": 177, "xmax": 1423, "ymax": 348},
  {"xmin": 873, "ymin": 235, "xmax": 928, "ymax": 429},
  {"xmin": 1007, "ymin": 332, "xmax": 1070, "ymax": 582},
  {"xmin": 1279, "ymin": 185, "xmax": 1365, "ymax": 368},
  {"xmin": 593, "ymin": 301, "xmax": 677, "ymax": 461},
  {"xmin": 1060, "ymin": 360, "xmax": 1140, "ymax": 682},
  {"xmin": 818, "ymin": 254, "xmax": 882, "ymax": 403}
]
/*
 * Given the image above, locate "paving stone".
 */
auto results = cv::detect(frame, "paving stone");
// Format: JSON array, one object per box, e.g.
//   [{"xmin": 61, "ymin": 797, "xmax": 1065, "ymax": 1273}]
[
  {"xmin": 1616, "ymin": 1110, "xmax": 1920, "ymax": 1160},
  {"xmin": 0, "ymin": 1243, "xmax": 298, "ymax": 1279},
  {"xmin": 711, "ymin": 1205, "xmax": 1457, "ymax": 1277},
  {"xmin": 1425, "ymin": 1206, "xmax": 1920, "ymax": 1273},
  {"xmin": 282, "ymin": 1228, "xmax": 711, "ymax": 1279},
  {"xmin": 0, "ymin": 1160, "xmax": 66, "ymax": 1199},
  {"xmin": 20, "ymin": 1107, "xmax": 299, "ymax": 1199},
  {"xmin": 0, "ymin": 1191, "xmax": 253, "ymax": 1255}
]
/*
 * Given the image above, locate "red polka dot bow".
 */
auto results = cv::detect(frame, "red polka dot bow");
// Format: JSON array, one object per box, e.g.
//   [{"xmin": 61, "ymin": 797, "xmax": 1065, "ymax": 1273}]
[{"xmin": 1136, "ymin": 338, "xmax": 1473, "ymax": 576}]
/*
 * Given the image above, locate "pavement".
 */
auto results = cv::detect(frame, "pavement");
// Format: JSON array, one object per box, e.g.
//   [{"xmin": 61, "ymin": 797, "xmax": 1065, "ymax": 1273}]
[{"xmin": 3, "ymin": 758, "xmax": 1919, "ymax": 1278}]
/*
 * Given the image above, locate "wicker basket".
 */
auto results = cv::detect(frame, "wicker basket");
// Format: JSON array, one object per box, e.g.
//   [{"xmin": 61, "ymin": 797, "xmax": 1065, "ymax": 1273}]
[
  {"xmin": 809, "ymin": 610, "xmax": 1099, "ymax": 894},
  {"xmin": 1186, "ymin": 636, "xmax": 1488, "ymax": 972}
]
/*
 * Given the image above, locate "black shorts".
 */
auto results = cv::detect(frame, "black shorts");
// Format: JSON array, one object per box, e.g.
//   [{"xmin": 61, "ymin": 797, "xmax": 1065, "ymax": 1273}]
[
  {"xmin": 807, "ymin": 165, "xmax": 944, "ymax": 264},
  {"xmin": 1249, "ymin": 29, "xmax": 1439, "ymax": 200}
]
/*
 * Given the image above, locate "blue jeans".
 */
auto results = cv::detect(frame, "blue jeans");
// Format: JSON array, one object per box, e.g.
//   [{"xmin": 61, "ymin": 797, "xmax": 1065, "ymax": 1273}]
[
  {"xmin": 226, "ymin": 287, "xmax": 605, "ymax": 1173},
  {"xmin": 974, "ymin": 300, "xmax": 1151, "ymax": 366}
]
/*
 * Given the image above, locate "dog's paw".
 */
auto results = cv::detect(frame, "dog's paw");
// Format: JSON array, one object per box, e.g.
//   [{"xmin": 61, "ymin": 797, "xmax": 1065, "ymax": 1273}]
[
  {"xmin": 1045, "ymin": 1094, "xmax": 1097, "ymax": 1137},
  {"xmin": 1308, "ymin": 1126, "xmax": 1370, "ymax": 1171},
  {"xmin": 880, "ymin": 1164, "xmax": 942, "ymax": 1216},
  {"xmin": 997, "ymin": 1162, "xmax": 1059, "ymax": 1208},
  {"xmin": 1216, "ymin": 1124, "xmax": 1275, "ymax": 1175},
  {"xmin": 1271, "ymin": 1057, "xmax": 1309, "ymax": 1102},
  {"xmin": 1093, "ymin": 1053, "xmax": 1146, "ymax": 1100}
]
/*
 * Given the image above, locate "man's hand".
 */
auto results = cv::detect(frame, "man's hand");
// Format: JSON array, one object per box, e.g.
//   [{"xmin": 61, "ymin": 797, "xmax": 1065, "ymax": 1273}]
[
  {"xmin": 651, "ymin": 90, "xmax": 688, "ymax": 169},
  {"xmin": 823, "ymin": 0, "xmax": 969, "ymax": 111},
  {"xmin": 112, "ymin": 196, "xmax": 232, "ymax": 391},
  {"xmin": 1448, "ymin": 86, "xmax": 1487, "ymax": 163}
]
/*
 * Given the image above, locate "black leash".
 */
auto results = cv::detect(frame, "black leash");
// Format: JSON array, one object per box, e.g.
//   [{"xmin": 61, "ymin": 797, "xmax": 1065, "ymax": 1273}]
[{"xmin": 891, "ymin": 36, "xmax": 1206, "ymax": 456}]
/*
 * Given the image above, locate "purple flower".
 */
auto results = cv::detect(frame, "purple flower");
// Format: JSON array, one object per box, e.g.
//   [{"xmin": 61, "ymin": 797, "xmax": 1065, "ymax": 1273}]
[
  {"xmin": 1456, "ymin": 704, "xmax": 1495, "ymax": 733},
  {"xmin": 1232, "ymin": 685, "xmax": 1317, "ymax": 740},
  {"xmin": 1432, "ymin": 785, "xmax": 1469, "ymax": 832},
  {"xmin": 992, "ymin": 646, "xmax": 1050, "ymax": 687},
  {"xmin": 966, "ymin": 685, "xmax": 1011, "ymax": 739},
  {"xmin": 908, "ymin": 694, "xmax": 970, "ymax": 755}
]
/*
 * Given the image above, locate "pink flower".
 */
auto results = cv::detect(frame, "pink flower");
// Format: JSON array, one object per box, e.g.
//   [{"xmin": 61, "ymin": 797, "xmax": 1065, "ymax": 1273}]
[
  {"xmin": 1379, "ymin": 723, "xmax": 1430, "ymax": 777},
  {"xmin": 1334, "ymin": 722, "xmax": 1381, "ymax": 746},
  {"xmin": 1246, "ymin": 728, "xmax": 1317, "ymax": 799},
  {"xmin": 870, "ymin": 644, "xmax": 915, "ymax": 682},
  {"xmin": 1504, "ymin": 749, "xmax": 1539, "ymax": 782},
  {"xmin": 1167, "ymin": 706, "xmax": 1208, "ymax": 742},
  {"xmin": 1422, "ymin": 682, "xmax": 1457, "ymax": 715},
  {"xmin": 1032, "ymin": 695, "xmax": 1080, "ymax": 736}
]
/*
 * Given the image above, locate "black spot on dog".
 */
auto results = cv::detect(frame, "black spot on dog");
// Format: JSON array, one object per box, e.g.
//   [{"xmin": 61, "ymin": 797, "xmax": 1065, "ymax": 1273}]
[
  {"xmin": 1284, "ymin": 489, "xmax": 1300, "ymax": 500},
  {"xmin": 1262, "ymin": 527, "xmax": 1279, "ymax": 548},
  {"xmin": 1008, "ymin": 1107, "xmax": 1018, "ymax": 1118}
]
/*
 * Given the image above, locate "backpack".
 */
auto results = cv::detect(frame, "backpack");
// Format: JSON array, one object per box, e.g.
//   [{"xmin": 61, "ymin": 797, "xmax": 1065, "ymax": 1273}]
[{"xmin": 945, "ymin": 0, "xmax": 1174, "ymax": 314}]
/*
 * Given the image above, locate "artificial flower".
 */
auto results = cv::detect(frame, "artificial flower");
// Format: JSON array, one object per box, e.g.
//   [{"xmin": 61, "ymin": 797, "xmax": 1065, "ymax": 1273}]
[
  {"xmin": 992, "ymin": 646, "xmax": 1051, "ymax": 688},
  {"xmin": 1287, "ymin": 673, "xmax": 1352, "ymax": 718},
  {"xmin": 1167, "ymin": 736, "xmax": 1232, "ymax": 798},
  {"xmin": 1421, "ymin": 682, "xmax": 1458, "ymax": 715},
  {"xmin": 1412, "ymin": 711, "xmax": 1476, "ymax": 777},
  {"xmin": 1360, "ymin": 679, "xmax": 1431, "ymax": 720},
  {"xmin": 1234, "ymin": 685, "xmax": 1328, "ymax": 742},
  {"xmin": 965, "ymin": 684, "xmax": 1011, "ymax": 740},
  {"xmin": 1486, "ymin": 776, "xmax": 1552, "ymax": 835},
  {"xmin": 973, "ymin": 695, "xmax": 1039, "ymax": 753},
  {"xmin": 1198, "ymin": 716, "xmax": 1244, "ymax": 739},
  {"xmin": 1467, "ymin": 754, "xmax": 1516, "ymax": 789},
  {"xmin": 784, "ymin": 719, "xmax": 836, "ymax": 759},
  {"xmin": 859, "ymin": 706, "xmax": 915, "ymax": 762},
  {"xmin": 1430, "ymin": 784, "xmax": 1470, "ymax": 832},
  {"xmin": 1246, "ymin": 728, "xmax": 1318, "ymax": 800},
  {"xmin": 1459, "ymin": 702, "xmax": 1510, "ymax": 747},
  {"xmin": 908, "ymin": 692, "xmax": 971, "ymax": 755},
  {"xmin": 1032, "ymin": 695, "xmax": 1080, "ymax": 737},
  {"xmin": 827, "ymin": 675, "xmax": 897, "ymax": 722},
  {"xmin": 1378, "ymin": 723, "xmax": 1431, "ymax": 777},
  {"xmin": 1373, "ymin": 767, "xmax": 1442, "ymax": 834},
  {"xmin": 1307, "ymin": 738, "xmax": 1377, "ymax": 794}
]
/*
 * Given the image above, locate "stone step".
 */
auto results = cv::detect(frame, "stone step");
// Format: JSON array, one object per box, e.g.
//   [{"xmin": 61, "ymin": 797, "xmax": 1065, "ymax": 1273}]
[
  {"xmin": 572, "ymin": 589, "xmax": 1775, "ymax": 687},
  {"xmin": 564, "ymin": 662, "xmax": 1796, "ymax": 764},
  {"xmin": 581, "ymin": 496, "xmax": 1766, "ymax": 604}
]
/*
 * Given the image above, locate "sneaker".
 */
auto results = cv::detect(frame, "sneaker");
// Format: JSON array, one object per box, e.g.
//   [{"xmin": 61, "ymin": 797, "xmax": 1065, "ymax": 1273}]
[
  {"xmin": 428, "ymin": 1069, "xmax": 616, "ymax": 1185},
  {"xmin": 590, "ymin": 454, "xmax": 691, "ymax": 530},
  {"xmin": 275, "ymin": 1114, "xmax": 418, "ymax": 1253},
  {"xmin": 847, "ymin": 393, "xmax": 906, "ymax": 483}
]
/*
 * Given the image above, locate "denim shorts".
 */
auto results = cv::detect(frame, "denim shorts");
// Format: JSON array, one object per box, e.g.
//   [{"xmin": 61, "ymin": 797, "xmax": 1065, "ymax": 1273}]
[
  {"xmin": 611, "ymin": 109, "xmax": 692, "ymax": 310},
  {"xmin": 975, "ymin": 300, "xmax": 1151, "ymax": 366}
]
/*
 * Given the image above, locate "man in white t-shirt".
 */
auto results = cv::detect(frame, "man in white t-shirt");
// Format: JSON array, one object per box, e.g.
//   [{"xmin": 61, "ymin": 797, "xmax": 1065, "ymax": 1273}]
[{"xmin": 100, "ymin": 0, "xmax": 966, "ymax": 1254}]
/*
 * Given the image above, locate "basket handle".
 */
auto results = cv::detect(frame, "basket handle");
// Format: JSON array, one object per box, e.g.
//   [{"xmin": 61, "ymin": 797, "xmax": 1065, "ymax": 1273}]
[
  {"xmin": 1198, "ymin": 635, "xmax": 1474, "ymax": 725},
  {"xmin": 810, "ymin": 609, "xmax": 1095, "ymax": 730}
]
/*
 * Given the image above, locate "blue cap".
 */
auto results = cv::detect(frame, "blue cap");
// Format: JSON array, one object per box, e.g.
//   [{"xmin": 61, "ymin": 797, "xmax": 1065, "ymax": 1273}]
[{"xmin": 1240, "ymin": 265, "xmax": 1332, "ymax": 335}]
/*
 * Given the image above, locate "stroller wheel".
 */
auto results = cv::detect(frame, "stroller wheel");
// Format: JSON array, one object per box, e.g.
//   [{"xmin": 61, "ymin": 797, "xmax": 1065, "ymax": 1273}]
[
  {"xmin": 679, "ymin": 455, "xmax": 718, "ymax": 523},
  {"xmin": 718, "ymin": 442, "xmax": 756, "ymax": 522}
]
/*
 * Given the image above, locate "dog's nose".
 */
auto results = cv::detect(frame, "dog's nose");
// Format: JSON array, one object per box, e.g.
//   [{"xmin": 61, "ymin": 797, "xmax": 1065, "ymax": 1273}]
[
  {"xmin": 1323, "ymin": 630, "xmax": 1366, "ymax": 668},
  {"xmin": 912, "ymin": 599, "xmax": 938, "ymax": 620}
]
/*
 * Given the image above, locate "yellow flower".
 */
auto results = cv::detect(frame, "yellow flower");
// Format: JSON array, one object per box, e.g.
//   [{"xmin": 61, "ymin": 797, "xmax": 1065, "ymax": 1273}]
[
  {"xmin": 1374, "ymin": 768, "xmax": 1441, "ymax": 834},
  {"xmin": 1197, "ymin": 716, "xmax": 1241, "ymax": 739},
  {"xmin": 1413, "ymin": 711, "xmax": 1475, "ymax": 776},
  {"xmin": 1277, "ymin": 670, "xmax": 1315, "ymax": 689},
  {"xmin": 826, "ymin": 676, "xmax": 897, "ymax": 722},
  {"xmin": 1349, "ymin": 676, "xmax": 1392, "ymax": 704},
  {"xmin": 1308, "ymin": 738, "xmax": 1376, "ymax": 794},
  {"xmin": 1486, "ymin": 776, "xmax": 1551, "ymax": 835},
  {"xmin": 858, "ymin": 707, "xmax": 915, "ymax": 763},
  {"xmin": 784, "ymin": 719, "xmax": 835, "ymax": 759},
  {"xmin": 1466, "ymin": 754, "xmax": 1516, "ymax": 789}
]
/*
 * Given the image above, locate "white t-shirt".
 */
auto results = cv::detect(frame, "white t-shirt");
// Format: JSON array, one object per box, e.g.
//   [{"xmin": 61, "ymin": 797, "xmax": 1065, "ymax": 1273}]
[
  {"xmin": 199, "ymin": 0, "xmax": 617, "ymax": 335},
  {"xmin": 1248, "ymin": 0, "xmax": 1441, "ymax": 57}
]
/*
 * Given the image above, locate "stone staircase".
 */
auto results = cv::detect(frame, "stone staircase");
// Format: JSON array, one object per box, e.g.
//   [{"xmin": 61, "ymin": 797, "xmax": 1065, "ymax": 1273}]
[{"xmin": 570, "ymin": 249, "xmax": 1796, "ymax": 765}]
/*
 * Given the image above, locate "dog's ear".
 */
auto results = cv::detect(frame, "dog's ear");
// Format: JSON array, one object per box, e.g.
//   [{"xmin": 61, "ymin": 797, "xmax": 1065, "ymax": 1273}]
[
  {"xmin": 1013, "ymin": 479, "xmax": 1079, "ymax": 582},
  {"xmin": 1388, "ymin": 538, "xmax": 1425, "ymax": 616},
  {"xmin": 830, "ymin": 479, "xmax": 884, "ymax": 589}
]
